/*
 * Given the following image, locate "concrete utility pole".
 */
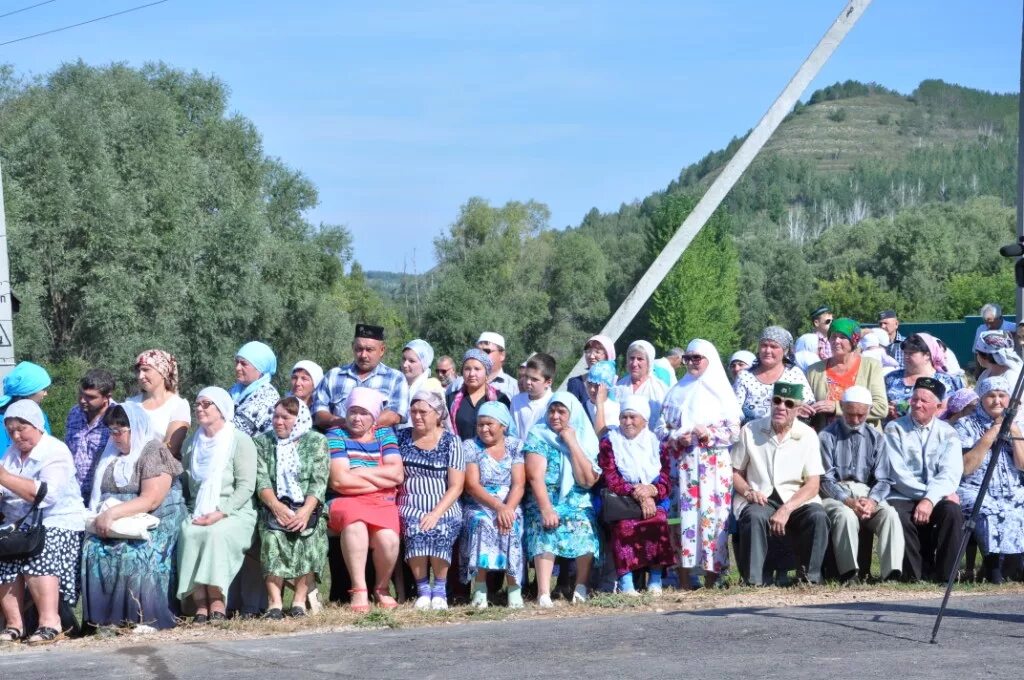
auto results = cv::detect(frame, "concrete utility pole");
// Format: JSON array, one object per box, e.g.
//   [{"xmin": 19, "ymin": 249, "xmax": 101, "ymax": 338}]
[
  {"xmin": 0, "ymin": 161, "xmax": 14, "ymax": 379},
  {"xmin": 560, "ymin": 0, "xmax": 873, "ymax": 387},
  {"xmin": 1016, "ymin": 2, "xmax": 1024, "ymax": 324}
]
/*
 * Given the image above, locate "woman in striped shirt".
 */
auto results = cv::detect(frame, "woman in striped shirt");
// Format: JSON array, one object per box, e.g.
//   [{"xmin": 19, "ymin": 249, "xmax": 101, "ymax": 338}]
[{"xmin": 326, "ymin": 387, "xmax": 404, "ymax": 613}]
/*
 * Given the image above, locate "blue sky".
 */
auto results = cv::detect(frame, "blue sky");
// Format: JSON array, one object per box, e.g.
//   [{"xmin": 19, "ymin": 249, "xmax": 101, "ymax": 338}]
[{"xmin": 0, "ymin": 1, "xmax": 1020, "ymax": 271}]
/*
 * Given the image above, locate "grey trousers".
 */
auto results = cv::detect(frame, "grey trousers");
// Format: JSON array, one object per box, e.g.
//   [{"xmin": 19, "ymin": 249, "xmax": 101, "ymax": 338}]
[
  {"xmin": 737, "ymin": 498, "xmax": 829, "ymax": 585},
  {"xmin": 823, "ymin": 494, "xmax": 904, "ymax": 579}
]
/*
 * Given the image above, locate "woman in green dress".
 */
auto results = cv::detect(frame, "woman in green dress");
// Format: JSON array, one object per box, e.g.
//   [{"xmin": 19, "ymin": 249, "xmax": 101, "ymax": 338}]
[
  {"xmin": 177, "ymin": 386, "xmax": 258, "ymax": 623},
  {"xmin": 254, "ymin": 397, "xmax": 329, "ymax": 619}
]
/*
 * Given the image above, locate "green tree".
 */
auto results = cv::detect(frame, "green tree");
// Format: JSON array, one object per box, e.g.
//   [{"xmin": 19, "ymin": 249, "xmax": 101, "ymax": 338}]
[{"xmin": 815, "ymin": 271, "xmax": 899, "ymax": 324}]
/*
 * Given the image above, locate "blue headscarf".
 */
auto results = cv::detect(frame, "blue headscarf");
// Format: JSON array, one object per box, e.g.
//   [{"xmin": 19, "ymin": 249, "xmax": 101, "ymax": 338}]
[
  {"xmin": 0, "ymin": 361, "xmax": 52, "ymax": 409},
  {"xmin": 525, "ymin": 392, "xmax": 601, "ymax": 502},
  {"xmin": 478, "ymin": 400, "xmax": 512, "ymax": 430},
  {"xmin": 586, "ymin": 360, "xmax": 618, "ymax": 401},
  {"xmin": 462, "ymin": 348, "xmax": 493, "ymax": 375},
  {"xmin": 230, "ymin": 341, "xmax": 278, "ymax": 404}
]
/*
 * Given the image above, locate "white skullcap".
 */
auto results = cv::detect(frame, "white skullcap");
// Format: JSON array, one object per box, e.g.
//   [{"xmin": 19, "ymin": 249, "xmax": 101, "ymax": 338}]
[
  {"xmin": 841, "ymin": 385, "xmax": 873, "ymax": 406},
  {"xmin": 729, "ymin": 350, "xmax": 756, "ymax": 365},
  {"xmin": 477, "ymin": 331, "xmax": 505, "ymax": 349}
]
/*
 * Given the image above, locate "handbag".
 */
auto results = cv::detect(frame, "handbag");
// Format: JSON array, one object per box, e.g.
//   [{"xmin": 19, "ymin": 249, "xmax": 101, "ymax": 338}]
[
  {"xmin": 265, "ymin": 496, "xmax": 323, "ymax": 533},
  {"xmin": 600, "ymin": 487, "xmax": 644, "ymax": 523},
  {"xmin": 85, "ymin": 498, "xmax": 160, "ymax": 541},
  {"xmin": 0, "ymin": 482, "xmax": 48, "ymax": 560}
]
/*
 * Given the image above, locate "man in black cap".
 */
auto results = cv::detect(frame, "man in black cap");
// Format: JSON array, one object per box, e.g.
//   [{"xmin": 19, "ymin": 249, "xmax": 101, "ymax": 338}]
[
  {"xmin": 878, "ymin": 310, "xmax": 905, "ymax": 366},
  {"xmin": 314, "ymin": 323, "xmax": 408, "ymax": 431},
  {"xmin": 883, "ymin": 376, "xmax": 963, "ymax": 582},
  {"xmin": 810, "ymin": 306, "xmax": 833, "ymax": 360}
]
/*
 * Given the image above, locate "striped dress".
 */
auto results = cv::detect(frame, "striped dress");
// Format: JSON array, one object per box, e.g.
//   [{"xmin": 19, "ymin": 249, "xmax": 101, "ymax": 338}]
[
  {"xmin": 325, "ymin": 427, "xmax": 401, "ymax": 534},
  {"xmin": 396, "ymin": 429, "xmax": 465, "ymax": 561}
]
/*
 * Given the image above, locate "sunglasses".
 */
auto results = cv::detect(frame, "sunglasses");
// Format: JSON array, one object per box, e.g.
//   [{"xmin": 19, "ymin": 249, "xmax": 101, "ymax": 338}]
[
  {"xmin": 195, "ymin": 400, "xmax": 217, "ymax": 410},
  {"xmin": 822, "ymin": 318, "xmax": 833, "ymax": 325},
  {"xmin": 479, "ymin": 348, "xmax": 498, "ymax": 355},
  {"xmin": 772, "ymin": 396, "xmax": 797, "ymax": 409},
  {"xmin": 681, "ymin": 355, "xmax": 706, "ymax": 364}
]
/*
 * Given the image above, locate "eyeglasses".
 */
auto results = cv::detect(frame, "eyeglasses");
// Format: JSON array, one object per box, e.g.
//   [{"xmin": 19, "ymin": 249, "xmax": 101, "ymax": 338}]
[
  {"xmin": 772, "ymin": 396, "xmax": 797, "ymax": 409},
  {"xmin": 109, "ymin": 427, "xmax": 129, "ymax": 436},
  {"xmin": 681, "ymin": 355, "xmax": 706, "ymax": 364},
  {"xmin": 195, "ymin": 400, "xmax": 216, "ymax": 410}
]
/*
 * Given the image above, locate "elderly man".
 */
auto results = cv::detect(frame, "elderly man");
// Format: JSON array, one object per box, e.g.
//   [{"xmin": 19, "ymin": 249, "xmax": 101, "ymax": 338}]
[
  {"xmin": 810, "ymin": 306, "xmax": 834, "ymax": 360},
  {"xmin": 820, "ymin": 386, "xmax": 904, "ymax": 583},
  {"xmin": 314, "ymin": 323, "xmax": 408, "ymax": 430},
  {"xmin": 476, "ymin": 331, "xmax": 519, "ymax": 400},
  {"xmin": 879, "ymin": 310, "xmax": 905, "ymax": 366},
  {"xmin": 733, "ymin": 382, "xmax": 830, "ymax": 585},
  {"xmin": 885, "ymin": 377, "xmax": 964, "ymax": 582},
  {"xmin": 974, "ymin": 303, "xmax": 1015, "ymax": 347},
  {"xmin": 436, "ymin": 355, "xmax": 457, "ymax": 389}
]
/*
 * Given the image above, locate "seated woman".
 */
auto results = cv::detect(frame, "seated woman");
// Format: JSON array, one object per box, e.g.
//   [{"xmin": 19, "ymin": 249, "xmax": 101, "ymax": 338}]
[
  {"xmin": 447, "ymin": 349, "xmax": 511, "ymax": 441},
  {"xmin": 884, "ymin": 333, "xmax": 958, "ymax": 421},
  {"xmin": 805, "ymin": 318, "xmax": 888, "ymax": 431},
  {"xmin": 254, "ymin": 397, "xmax": 329, "ymax": 619},
  {"xmin": 230, "ymin": 341, "xmax": 280, "ymax": 437},
  {"xmin": 975, "ymin": 331, "xmax": 1022, "ymax": 391},
  {"xmin": 0, "ymin": 400, "xmax": 85, "ymax": 645},
  {"xmin": 733, "ymin": 327, "xmax": 813, "ymax": 425},
  {"xmin": 0, "ymin": 361, "xmax": 53, "ymax": 452},
  {"xmin": 177, "ymin": 387, "xmax": 258, "ymax": 623},
  {"xmin": 326, "ymin": 387, "xmax": 404, "ymax": 612},
  {"xmin": 396, "ymin": 389, "xmax": 465, "ymax": 610},
  {"xmin": 524, "ymin": 393, "xmax": 601, "ymax": 607},
  {"xmin": 461, "ymin": 402, "xmax": 525, "ymax": 609},
  {"xmin": 584, "ymin": 360, "xmax": 620, "ymax": 435},
  {"xmin": 81, "ymin": 402, "xmax": 187, "ymax": 630},
  {"xmin": 128, "ymin": 349, "xmax": 190, "ymax": 458},
  {"xmin": 289, "ymin": 361, "xmax": 324, "ymax": 411},
  {"xmin": 598, "ymin": 396, "xmax": 674, "ymax": 595},
  {"xmin": 954, "ymin": 376, "xmax": 1024, "ymax": 584},
  {"xmin": 615, "ymin": 340, "xmax": 667, "ymax": 428}
]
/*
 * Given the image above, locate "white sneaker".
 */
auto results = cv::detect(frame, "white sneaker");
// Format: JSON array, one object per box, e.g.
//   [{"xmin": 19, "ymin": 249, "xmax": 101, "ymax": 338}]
[
  {"xmin": 648, "ymin": 585, "xmax": 663, "ymax": 596},
  {"xmin": 470, "ymin": 590, "xmax": 488, "ymax": 609},
  {"xmin": 572, "ymin": 585, "xmax": 588, "ymax": 604},
  {"xmin": 414, "ymin": 595, "xmax": 431, "ymax": 610},
  {"xmin": 430, "ymin": 596, "xmax": 449, "ymax": 610},
  {"xmin": 537, "ymin": 594, "xmax": 554, "ymax": 608}
]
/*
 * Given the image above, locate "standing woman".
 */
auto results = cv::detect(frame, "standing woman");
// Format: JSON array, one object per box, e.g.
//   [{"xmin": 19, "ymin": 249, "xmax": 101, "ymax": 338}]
[
  {"xmin": 0, "ymin": 361, "xmax": 53, "ymax": 452},
  {"xmin": 0, "ymin": 401, "xmax": 85, "ymax": 645},
  {"xmin": 805, "ymin": 318, "xmax": 888, "ymax": 431},
  {"xmin": 448, "ymin": 349, "xmax": 510, "ymax": 440},
  {"xmin": 524, "ymin": 393, "xmax": 602, "ymax": 607},
  {"xmin": 460, "ymin": 402, "xmax": 526, "ymax": 609},
  {"xmin": 567, "ymin": 335, "xmax": 616, "ymax": 408},
  {"xmin": 733, "ymin": 327, "xmax": 813, "ymax": 424},
  {"xmin": 289, "ymin": 361, "xmax": 324, "ymax": 411},
  {"xmin": 177, "ymin": 387, "xmax": 258, "ymax": 623},
  {"xmin": 401, "ymin": 340, "xmax": 435, "ymax": 414},
  {"xmin": 254, "ymin": 397, "xmax": 329, "ymax": 618},
  {"xmin": 231, "ymin": 341, "xmax": 280, "ymax": 437},
  {"xmin": 397, "ymin": 389, "xmax": 465, "ymax": 610},
  {"xmin": 616, "ymin": 340, "xmax": 668, "ymax": 429},
  {"xmin": 81, "ymin": 402, "xmax": 187, "ymax": 630},
  {"xmin": 656, "ymin": 339, "xmax": 741, "ymax": 588},
  {"xmin": 598, "ymin": 396, "xmax": 674, "ymax": 594},
  {"xmin": 129, "ymin": 350, "xmax": 190, "ymax": 458}
]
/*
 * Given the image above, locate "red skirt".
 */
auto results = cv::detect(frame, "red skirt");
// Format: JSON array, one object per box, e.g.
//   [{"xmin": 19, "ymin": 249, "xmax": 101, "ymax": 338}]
[{"xmin": 328, "ymin": 490, "xmax": 400, "ymax": 534}]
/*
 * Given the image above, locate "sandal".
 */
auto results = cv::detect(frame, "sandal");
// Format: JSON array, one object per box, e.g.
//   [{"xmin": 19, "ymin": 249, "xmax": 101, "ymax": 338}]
[
  {"xmin": 263, "ymin": 608, "xmax": 284, "ymax": 621},
  {"xmin": 26, "ymin": 627, "xmax": 62, "ymax": 646},
  {"xmin": 0, "ymin": 627, "xmax": 21, "ymax": 642},
  {"xmin": 373, "ymin": 588, "xmax": 399, "ymax": 610},
  {"xmin": 348, "ymin": 588, "xmax": 371, "ymax": 613},
  {"xmin": 209, "ymin": 611, "xmax": 226, "ymax": 622},
  {"xmin": 286, "ymin": 607, "xmax": 306, "ymax": 618}
]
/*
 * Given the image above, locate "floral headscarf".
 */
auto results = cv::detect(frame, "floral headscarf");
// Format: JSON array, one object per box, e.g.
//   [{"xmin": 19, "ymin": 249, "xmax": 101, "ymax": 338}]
[{"xmin": 135, "ymin": 349, "xmax": 180, "ymax": 393}]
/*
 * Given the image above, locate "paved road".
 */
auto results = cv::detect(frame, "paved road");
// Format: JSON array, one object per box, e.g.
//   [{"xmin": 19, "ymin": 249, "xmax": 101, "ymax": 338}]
[{"xmin": 3, "ymin": 594, "xmax": 1023, "ymax": 679}]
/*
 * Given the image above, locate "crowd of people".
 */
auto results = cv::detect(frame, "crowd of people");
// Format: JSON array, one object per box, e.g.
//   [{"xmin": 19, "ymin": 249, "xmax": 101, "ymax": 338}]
[{"xmin": 0, "ymin": 302, "xmax": 1022, "ymax": 644}]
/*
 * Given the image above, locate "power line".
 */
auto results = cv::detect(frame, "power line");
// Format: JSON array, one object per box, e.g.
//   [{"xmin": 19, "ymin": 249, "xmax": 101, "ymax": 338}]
[
  {"xmin": 0, "ymin": 1, "xmax": 59, "ymax": 21},
  {"xmin": 0, "ymin": 0, "xmax": 169, "ymax": 48}
]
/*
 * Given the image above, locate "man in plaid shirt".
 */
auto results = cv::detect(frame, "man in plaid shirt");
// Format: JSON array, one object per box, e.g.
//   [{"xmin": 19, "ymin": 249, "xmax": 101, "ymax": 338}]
[{"xmin": 64, "ymin": 368, "xmax": 116, "ymax": 499}]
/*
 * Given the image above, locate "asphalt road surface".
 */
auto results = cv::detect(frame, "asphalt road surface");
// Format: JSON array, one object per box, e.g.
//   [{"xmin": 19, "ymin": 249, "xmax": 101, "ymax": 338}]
[{"xmin": 3, "ymin": 594, "xmax": 1023, "ymax": 679}]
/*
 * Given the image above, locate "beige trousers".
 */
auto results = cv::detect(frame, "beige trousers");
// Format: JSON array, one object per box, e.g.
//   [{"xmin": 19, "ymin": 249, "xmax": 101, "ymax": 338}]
[{"xmin": 823, "ymin": 481, "xmax": 904, "ymax": 578}]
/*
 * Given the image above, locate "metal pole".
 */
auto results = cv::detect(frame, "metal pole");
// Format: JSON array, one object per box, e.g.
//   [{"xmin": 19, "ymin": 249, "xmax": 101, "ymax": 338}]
[
  {"xmin": 558, "ymin": 0, "xmax": 873, "ymax": 388},
  {"xmin": 0, "ymin": 160, "xmax": 14, "ymax": 379}
]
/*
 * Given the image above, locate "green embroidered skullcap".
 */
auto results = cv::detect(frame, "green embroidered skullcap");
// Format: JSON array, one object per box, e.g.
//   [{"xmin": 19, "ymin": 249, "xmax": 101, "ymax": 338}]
[
  {"xmin": 829, "ymin": 317, "xmax": 861, "ymax": 344},
  {"xmin": 773, "ymin": 382, "xmax": 803, "ymax": 400}
]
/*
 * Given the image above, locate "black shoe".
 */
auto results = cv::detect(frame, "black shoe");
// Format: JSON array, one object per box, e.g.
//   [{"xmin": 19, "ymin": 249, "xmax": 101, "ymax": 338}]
[
  {"xmin": 193, "ymin": 614, "xmax": 208, "ymax": 625},
  {"xmin": 263, "ymin": 608, "xmax": 284, "ymax": 620},
  {"xmin": 210, "ymin": 611, "xmax": 226, "ymax": 622},
  {"xmin": 287, "ymin": 607, "xmax": 306, "ymax": 618}
]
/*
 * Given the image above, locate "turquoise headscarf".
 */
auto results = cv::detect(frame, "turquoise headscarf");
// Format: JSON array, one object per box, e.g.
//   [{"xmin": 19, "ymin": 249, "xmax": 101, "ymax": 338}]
[
  {"xmin": 526, "ymin": 391, "xmax": 601, "ymax": 502},
  {"xmin": 586, "ymin": 360, "xmax": 618, "ymax": 398},
  {"xmin": 477, "ymin": 400, "xmax": 512, "ymax": 430},
  {"xmin": 230, "ymin": 341, "xmax": 278, "ymax": 404},
  {"xmin": 0, "ymin": 361, "xmax": 52, "ymax": 409}
]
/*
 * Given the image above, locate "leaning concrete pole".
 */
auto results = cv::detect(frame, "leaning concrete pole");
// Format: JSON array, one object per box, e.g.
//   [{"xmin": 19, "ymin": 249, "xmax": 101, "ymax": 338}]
[
  {"xmin": 560, "ymin": 0, "xmax": 873, "ymax": 387},
  {"xmin": 0, "ymin": 161, "xmax": 13, "ymax": 379},
  {"xmin": 1016, "ymin": 2, "xmax": 1023, "ymax": 326}
]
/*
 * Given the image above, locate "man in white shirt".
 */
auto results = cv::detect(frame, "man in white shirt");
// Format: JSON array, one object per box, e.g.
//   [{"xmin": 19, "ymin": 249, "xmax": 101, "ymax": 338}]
[
  {"xmin": 732, "ymin": 382, "xmax": 829, "ymax": 585},
  {"xmin": 476, "ymin": 331, "xmax": 519, "ymax": 400},
  {"xmin": 510, "ymin": 353, "xmax": 554, "ymax": 438}
]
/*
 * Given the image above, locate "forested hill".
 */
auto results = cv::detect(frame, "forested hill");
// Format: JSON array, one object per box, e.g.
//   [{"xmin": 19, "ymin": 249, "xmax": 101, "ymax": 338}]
[{"xmin": 389, "ymin": 78, "xmax": 1018, "ymax": 379}]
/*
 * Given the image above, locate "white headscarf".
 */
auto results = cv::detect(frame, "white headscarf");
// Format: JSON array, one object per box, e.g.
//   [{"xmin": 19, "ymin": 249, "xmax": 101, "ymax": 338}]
[
  {"xmin": 88, "ymin": 402, "xmax": 158, "ymax": 512},
  {"xmin": 190, "ymin": 386, "xmax": 237, "ymax": 518},
  {"xmin": 617, "ymin": 340, "xmax": 668, "ymax": 417},
  {"xmin": 291, "ymin": 360, "xmax": 324, "ymax": 390},
  {"xmin": 607, "ymin": 395, "xmax": 662, "ymax": 484},
  {"xmin": 794, "ymin": 333, "xmax": 820, "ymax": 371},
  {"xmin": 660, "ymin": 339, "xmax": 742, "ymax": 437}
]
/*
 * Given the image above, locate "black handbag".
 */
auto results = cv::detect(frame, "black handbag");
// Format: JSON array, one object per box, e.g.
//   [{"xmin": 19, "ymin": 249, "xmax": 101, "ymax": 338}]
[
  {"xmin": 265, "ymin": 496, "xmax": 323, "ymax": 533},
  {"xmin": 0, "ymin": 482, "xmax": 48, "ymax": 560},
  {"xmin": 600, "ymin": 487, "xmax": 644, "ymax": 523}
]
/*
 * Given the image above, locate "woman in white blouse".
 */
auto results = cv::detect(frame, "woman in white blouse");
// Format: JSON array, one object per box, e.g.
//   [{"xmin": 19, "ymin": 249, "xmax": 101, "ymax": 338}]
[{"xmin": 128, "ymin": 349, "xmax": 191, "ymax": 458}]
